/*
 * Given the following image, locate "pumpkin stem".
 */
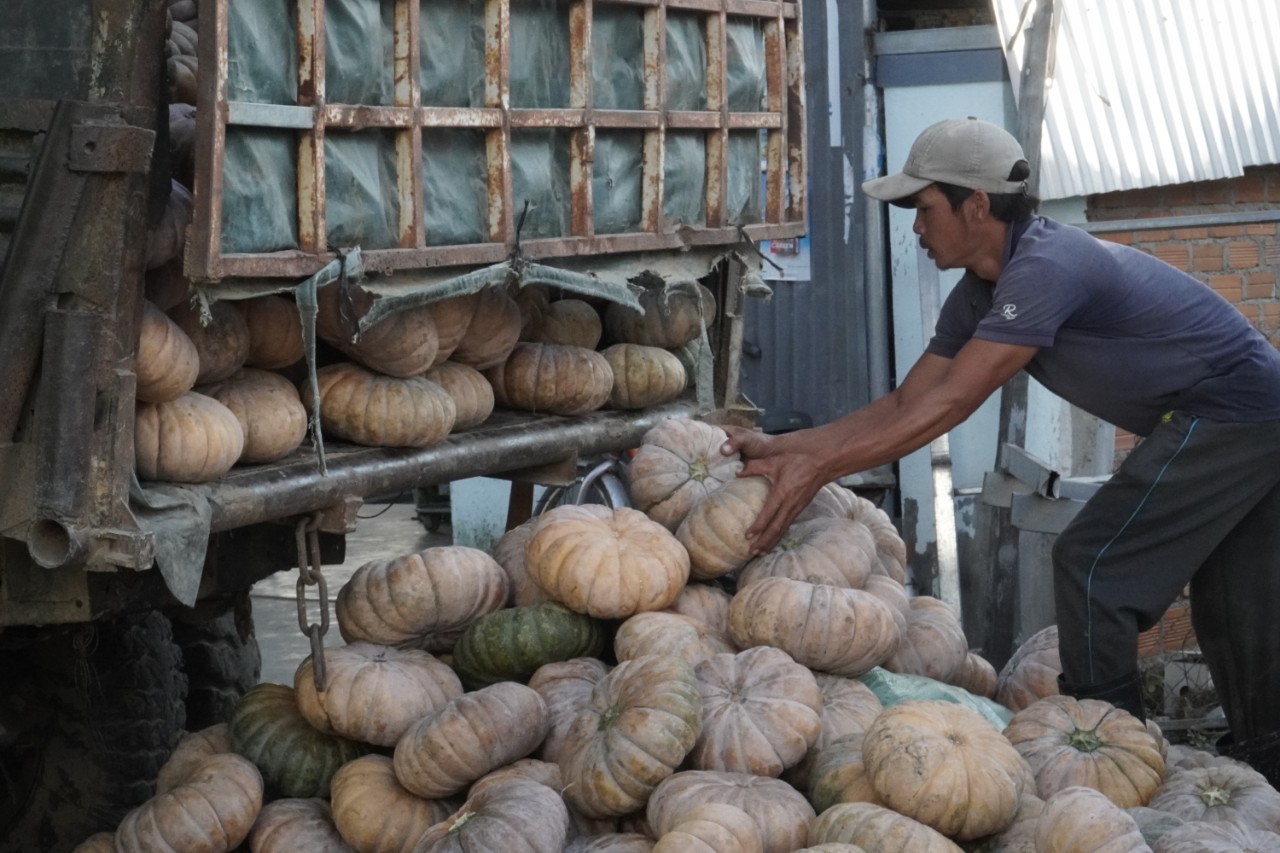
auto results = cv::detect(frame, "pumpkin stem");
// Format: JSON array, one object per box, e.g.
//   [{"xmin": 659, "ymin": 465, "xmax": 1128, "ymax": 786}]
[
  {"xmin": 1065, "ymin": 727, "xmax": 1104, "ymax": 752},
  {"xmin": 1199, "ymin": 785, "xmax": 1231, "ymax": 807},
  {"xmin": 598, "ymin": 705, "xmax": 621, "ymax": 730},
  {"xmin": 449, "ymin": 810, "xmax": 477, "ymax": 833},
  {"xmin": 688, "ymin": 459, "xmax": 710, "ymax": 482}
]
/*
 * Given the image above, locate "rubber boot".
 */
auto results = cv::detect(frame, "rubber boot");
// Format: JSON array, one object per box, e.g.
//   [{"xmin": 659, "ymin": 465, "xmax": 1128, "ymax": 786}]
[
  {"xmin": 1058, "ymin": 672, "xmax": 1146, "ymax": 721},
  {"xmin": 1217, "ymin": 731, "xmax": 1280, "ymax": 790}
]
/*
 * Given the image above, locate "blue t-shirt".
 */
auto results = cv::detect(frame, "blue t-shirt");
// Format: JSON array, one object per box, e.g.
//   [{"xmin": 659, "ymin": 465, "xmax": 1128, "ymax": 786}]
[{"xmin": 927, "ymin": 217, "xmax": 1280, "ymax": 436}]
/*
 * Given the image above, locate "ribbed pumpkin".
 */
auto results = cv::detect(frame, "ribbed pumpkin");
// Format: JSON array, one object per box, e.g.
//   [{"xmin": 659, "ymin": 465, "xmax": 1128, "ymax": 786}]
[
  {"xmin": 168, "ymin": 299, "xmax": 252, "ymax": 384},
  {"xmin": 303, "ymin": 363, "xmax": 456, "ymax": 448},
  {"xmin": 248, "ymin": 798, "xmax": 353, "ymax": 853},
  {"xmin": 559, "ymin": 655, "xmax": 703, "ymax": 818},
  {"xmin": 677, "ymin": 475, "xmax": 771, "ymax": 579},
  {"xmin": 1003, "ymin": 695, "xmax": 1165, "ymax": 808},
  {"xmin": 236, "ymin": 293, "xmax": 305, "ymax": 369},
  {"xmin": 1150, "ymin": 820, "xmax": 1280, "ymax": 852},
  {"xmin": 796, "ymin": 486, "xmax": 907, "ymax": 582},
  {"xmin": 410, "ymin": 776, "xmax": 569, "ymax": 853},
  {"xmin": 862, "ymin": 699, "xmax": 1030, "ymax": 840},
  {"xmin": 665, "ymin": 582, "xmax": 733, "ymax": 633},
  {"xmin": 71, "ymin": 832, "xmax": 115, "ymax": 852},
  {"xmin": 156, "ymin": 723, "xmax": 233, "ymax": 794},
  {"xmin": 490, "ymin": 518, "xmax": 551, "ymax": 606},
  {"xmin": 728, "ymin": 577, "xmax": 901, "ymax": 677},
  {"xmin": 647, "ymin": 770, "xmax": 816, "ymax": 853},
  {"xmin": 604, "ymin": 281, "xmax": 717, "ymax": 348},
  {"xmin": 953, "ymin": 651, "xmax": 999, "ymax": 698},
  {"xmin": 602, "ymin": 343, "xmax": 687, "ymax": 409},
  {"xmin": 883, "ymin": 595, "xmax": 970, "ymax": 685},
  {"xmin": 228, "ymin": 683, "xmax": 367, "ymax": 799},
  {"xmin": 335, "ymin": 545, "xmax": 509, "ymax": 649},
  {"xmin": 427, "ymin": 292, "xmax": 481, "ymax": 365},
  {"xmin": 293, "ymin": 642, "xmax": 463, "ymax": 746},
  {"xmin": 422, "ymin": 361, "xmax": 495, "ymax": 430},
  {"xmin": 114, "ymin": 753, "xmax": 263, "ymax": 853},
  {"xmin": 690, "ymin": 646, "xmax": 823, "ymax": 777},
  {"xmin": 862, "ymin": 575, "xmax": 910, "ymax": 638},
  {"xmin": 450, "ymin": 285, "xmax": 523, "ymax": 370},
  {"xmin": 806, "ymin": 802, "xmax": 962, "ymax": 853},
  {"xmin": 201, "ymin": 368, "xmax": 308, "ymax": 463},
  {"xmin": 515, "ymin": 284, "xmax": 552, "ymax": 340},
  {"xmin": 1147, "ymin": 761, "xmax": 1280, "ymax": 830},
  {"xmin": 787, "ymin": 675, "xmax": 884, "ymax": 792},
  {"xmin": 996, "ymin": 624, "xmax": 1062, "ymax": 712},
  {"xmin": 135, "ymin": 391, "xmax": 245, "ymax": 483},
  {"xmin": 808, "ymin": 733, "xmax": 878, "ymax": 814},
  {"xmin": 525, "ymin": 504, "xmax": 691, "ymax": 618},
  {"xmin": 394, "ymin": 681, "xmax": 550, "ymax": 798},
  {"xmin": 614, "ymin": 610, "xmax": 736, "ymax": 668},
  {"xmin": 485, "ymin": 342, "xmax": 614, "ymax": 416},
  {"xmin": 1034, "ymin": 786, "xmax": 1150, "ymax": 853},
  {"xmin": 330, "ymin": 754, "xmax": 459, "ymax": 853},
  {"xmin": 529, "ymin": 657, "xmax": 612, "ymax": 764},
  {"xmin": 450, "ymin": 600, "xmax": 607, "ymax": 689},
  {"xmin": 574, "ymin": 832, "xmax": 665, "ymax": 852},
  {"xmin": 533, "ymin": 298, "xmax": 603, "ymax": 349},
  {"xmin": 628, "ymin": 418, "xmax": 743, "ymax": 531},
  {"xmin": 136, "ymin": 300, "xmax": 200, "ymax": 403},
  {"xmin": 737, "ymin": 517, "xmax": 878, "ymax": 591},
  {"xmin": 317, "ymin": 287, "xmax": 440, "ymax": 377},
  {"xmin": 652, "ymin": 802, "xmax": 764, "ymax": 853}
]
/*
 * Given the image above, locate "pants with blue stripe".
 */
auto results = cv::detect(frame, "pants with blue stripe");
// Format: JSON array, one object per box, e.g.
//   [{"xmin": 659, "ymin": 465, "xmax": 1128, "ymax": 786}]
[{"xmin": 1052, "ymin": 411, "xmax": 1280, "ymax": 738}]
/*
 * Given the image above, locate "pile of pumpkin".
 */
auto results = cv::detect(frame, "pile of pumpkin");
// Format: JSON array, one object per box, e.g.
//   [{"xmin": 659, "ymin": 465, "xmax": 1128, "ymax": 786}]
[
  {"xmin": 81, "ymin": 419, "xmax": 1280, "ymax": 852},
  {"xmin": 133, "ymin": 277, "xmax": 713, "ymax": 484}
]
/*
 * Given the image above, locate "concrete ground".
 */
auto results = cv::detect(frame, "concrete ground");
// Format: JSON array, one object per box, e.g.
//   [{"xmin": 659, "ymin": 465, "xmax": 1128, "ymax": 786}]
[{"xmin": 250, "ymin": 497, "xmax": 451, "ymax": 686}]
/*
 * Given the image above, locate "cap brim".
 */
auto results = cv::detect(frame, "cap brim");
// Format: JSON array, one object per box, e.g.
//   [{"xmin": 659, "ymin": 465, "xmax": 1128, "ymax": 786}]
[{"xmin": 861, "ymin": 171, "xmax": 932, "ymax": 206}]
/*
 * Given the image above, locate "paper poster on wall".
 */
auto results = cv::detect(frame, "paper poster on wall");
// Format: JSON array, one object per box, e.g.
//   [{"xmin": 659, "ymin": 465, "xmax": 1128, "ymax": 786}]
[{"xmin": 760, "ymin": 236, "xmax": 812, "ymax": 282}]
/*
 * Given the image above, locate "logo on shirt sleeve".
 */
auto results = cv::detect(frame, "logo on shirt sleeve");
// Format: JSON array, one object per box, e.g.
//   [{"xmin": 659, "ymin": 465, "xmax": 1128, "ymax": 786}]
[{"xmin": 1000, "ymin": 303, "xmax": 1018, "ymax": 320}]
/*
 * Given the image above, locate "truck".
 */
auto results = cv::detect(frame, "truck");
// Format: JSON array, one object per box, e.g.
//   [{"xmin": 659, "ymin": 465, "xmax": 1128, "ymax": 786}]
[{"xmin": 0, "ymin": 0, "xmax": 806, "ymax": 848}]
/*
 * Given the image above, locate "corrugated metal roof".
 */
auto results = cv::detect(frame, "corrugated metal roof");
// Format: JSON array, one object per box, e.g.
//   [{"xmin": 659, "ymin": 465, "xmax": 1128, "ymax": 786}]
[{"xmin": 992, "ymin": 0, "xmax": 1280, "ymax": 200}]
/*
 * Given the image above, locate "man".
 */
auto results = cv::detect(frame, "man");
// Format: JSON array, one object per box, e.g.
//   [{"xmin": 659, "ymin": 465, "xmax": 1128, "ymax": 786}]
[{"xmin": 723, "ymin": 116, "xmax": 1280, "ymax": 783}]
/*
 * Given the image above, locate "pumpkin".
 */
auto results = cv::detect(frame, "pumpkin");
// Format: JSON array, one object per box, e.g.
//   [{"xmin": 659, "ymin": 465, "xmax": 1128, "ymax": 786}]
[
  {"xmin": 293, "ymin": 642, "xmax": 463, "ymax": 746},
  {"xmin": 808, "ymin": 733, "xmax": 878, "ymax": 814},
  {"xmin": 201, "ymin": 368, "xmax": 308, "ymax": 463},
  {"xmin": 302, "ymin": 363, "xmax": 455, "ymax": 448},
  {"xmin": 450, "ymin": 285, "xmax": 523, "ymax": 369},
  {"xmin": 514, "ymin": 284, "xmax": 552, "ymax": 340},
  {"xmin": 468, "ymin": 760, "xmax": 617, "ymax": 841},
  {"xmin": 335, "ymin": 545, "xmax": 509, "ymax": 649},
  {"xmin": 795, "ymin": 482, "xmax": 862, "ymax": 524},
  {"xmin": 534, "ymin": 298, "xmax": 603, "ymax": 349},
  {"xmin": 728, "ymin": 577, "xmax": 901, "ymax": 677},
  {"xmin": 1033, "ymin": 786, "xmax": 1151, "ymax": 853},
  {"xmin": 953, "ymin": 651, "xmax": 999, "ymax": 698},
  {"xmin": 968, "ymin": 792, "xmax": 1045, "ymax": 853},
  {"xmin": 795, "ymin": 488, "xmax": 908, "ymax": 583},
  {"xmin": 136, "ymin": 300, "xmax": 200, "ymax": 403},
  {"xmin": 559, "ymin": 655, "xmax": 703, "ymax": 818},
  {"xmin": 410, "ymin": 776, "xmax": 569, "ymax": 853},
  {"xmin": 677, "ymin": 476, "xmax": 772, "ymax": 579},
  {"xmin": 525, "ymin": 504, "xmax": 690, "ymax": 618},
  {"xmin": 787, "ymin": 675, "xmax": 884, "ymax": 791},
  {"xmin": 690, "ymin": 646, "xmax": 823, "ymax": 777},
  {"xmin": 422, "ymin": 361, "xmax": 494, "ymax": 430},
  {"xmin": 317, "ymin": 287, "xmax": 440, "ymax": 377},
  {"xmin": 228, "ymin": 683, "xmax": 367, "ymax": 799},
  {"xmin": 614, "ymin": 611, "xmax": 736, "ymax": 668},
  {"xmin": 652, "ymin": 802, "xmax": 763, "ymax": 853},
  {"xmin": 566, "ymin": 833, "xmax": 657, "ymax": 853},
  {"xmin": 248, "ymin": 798, "xmax": 353, "ymax": 853},
  {"xmin": 236, "ymin": 294, "xmax": 304, "ymax": 369},
  {"xmin": 736, "ymin": 518, "xmax": 878, "ymax": 591},
  {"xmin": 528, "ymin": 657, "xmax": 612, "ymax": 763},
  {"xmin": 1003, "ymin": 694, "xmax": 1165, "ymax": 808},
  {"xmin": 1149, "ymin": 820, "xmax": 1280, "ymax": 852},
  {"xmin": 791, "ymin": 846, "xmax": 870, "ymax": 853},
  {"xmin": 1127, "ymin": 805, "xmax": 1185, "ymax": 849},
  {"xmin": 330, "ymin": 754, "xmax": 459, "ymax": 853},
  {"xmin": 602, "ymin": 344, "xmax": 687, "ymax": 410},
  {"xmin": 114, "ymin": 753, "xmax": 263, "ymax": 853},
  {"xmin": 428, "ymin": 292, "xmax": 481, "ymax": 365},
  {"xmin": 1147, "ymin": 761, "xmax": 1280, "ymax": 830},
  {"xmin": 70, "ymin": 832, "xmax": 115, "ymax": 853},
  {"xmin": 167, "ymin": 299, "xmax": 251, "ymax": 384},
  {"xmin": 450, "ymin": 600, "xmax": 607, "ymax": 689},
  {"xmin": 862, "ymin": 699, "xmax": 1029, "ymax": 840},
  {"xmin": 628, "ymin": 418, "xmax": 743, "ymax": 531},
  {"xmin": 490, "ymin": 518, "xmax": 551, "ymax": 606},
  {"xmin": 882, "ymin": 596, "xmax": 970, "ymax": 685},
  {"xmin": 393, "ymin": 681, "xmax": 549, "ymax": 798},
  {"xmin": 604, "ymin": 281, "xmax": 717, "ymax": 349},
  {"xmin": 665, "ymin": 582, "xmax": 733, "ymax": 633},
  {"xmin": 862, "ymin": 575, "xmax": 910, "ymax": 638},
  {"xmin": 156, "ymin": 723, "xmax": 233, "ymax": 794},
  {"xmin": 807, "ymin": 802, "xmax": 962, "ymax": 853},
  {"xmin": 647, "ymin": 770, "xmax": 816, "ymax": 853},
  {"xmin": 135, "ymin": 391, "xmax": 245, "ymax": 483},
  {"xmin": 996, "ymin": 624, "xmax": 1062, "ymax": 712},
  {"xmin": 485, "ymin": 342, "xmax": 614, "ymax": 416}
]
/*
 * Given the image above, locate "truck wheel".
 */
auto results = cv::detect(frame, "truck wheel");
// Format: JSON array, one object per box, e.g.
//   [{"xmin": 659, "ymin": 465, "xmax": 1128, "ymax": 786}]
[
  {"xmin": 172, "ymin": 591, "xmax": 263, "ymax": 731},
  {"xmin": 0, "ymin": 610, "xmax": 187, "ymax": 853}
]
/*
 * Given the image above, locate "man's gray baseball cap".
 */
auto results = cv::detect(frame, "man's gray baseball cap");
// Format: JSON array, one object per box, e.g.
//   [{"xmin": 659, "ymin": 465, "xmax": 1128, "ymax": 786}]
[{"xmin": 862, "ymin": 117, "xmax": 1029, "ymax": 206}]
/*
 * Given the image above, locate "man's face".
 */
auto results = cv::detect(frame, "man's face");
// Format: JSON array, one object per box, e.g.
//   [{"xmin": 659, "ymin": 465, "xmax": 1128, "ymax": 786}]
[{"xmin": 911, "ymin": 184, "xmax": 975, "ymax": 271}]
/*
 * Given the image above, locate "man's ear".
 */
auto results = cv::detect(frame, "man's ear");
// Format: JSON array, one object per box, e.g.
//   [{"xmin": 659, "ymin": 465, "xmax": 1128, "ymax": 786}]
[{"xmin": 966, "ymin": 189, "xmax": 992, "ymax": 220}]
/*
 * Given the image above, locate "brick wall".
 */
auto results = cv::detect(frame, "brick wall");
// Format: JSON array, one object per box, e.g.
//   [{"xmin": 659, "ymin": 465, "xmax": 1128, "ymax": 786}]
[{"xmin": 1086, "ymin": 165, "xmax": 1280, "ymax": 467}]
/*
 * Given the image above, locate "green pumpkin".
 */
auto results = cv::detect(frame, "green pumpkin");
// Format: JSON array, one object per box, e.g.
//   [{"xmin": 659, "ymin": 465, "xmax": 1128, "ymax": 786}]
[
  {"xmin": 451, "ymin": 601, "xmax": 607, "ymax": 689},
  {"xmin": 229, "ymin": 682, "xmax": 367, "ymax": 798}
]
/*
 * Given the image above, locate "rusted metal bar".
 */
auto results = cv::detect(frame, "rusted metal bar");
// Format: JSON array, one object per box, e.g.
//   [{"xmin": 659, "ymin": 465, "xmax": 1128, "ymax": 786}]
[
  {"xmin": 298, "ymin": 0, "xmax": 327, "ymax": 256},
  {"xmin": 704, "ymin": 9, "xmax": 729, "ymax": 228},
  {"xmin": 323, "ymin": 105, "xmax": 417, "ymax": 127},
  {"xmin": 417, "ymin": 107, "xmax": 504, "ymax": 128},
  {"xmin": 784, "ymin": 4, "xmax": 806, "ymax": 223},
  {"xmin": 485, "ymin": 0, "xmax": 512, "ymax": 243},
  {"xmin": 188, "ymin": 0, "xmax": 229, "ymax": 281}
]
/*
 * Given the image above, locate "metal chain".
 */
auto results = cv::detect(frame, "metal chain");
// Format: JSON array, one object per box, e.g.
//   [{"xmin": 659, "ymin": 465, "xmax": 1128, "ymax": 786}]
[{"xmin": 293, "ymin": 513, "xmax": 330, "ymax": 690}]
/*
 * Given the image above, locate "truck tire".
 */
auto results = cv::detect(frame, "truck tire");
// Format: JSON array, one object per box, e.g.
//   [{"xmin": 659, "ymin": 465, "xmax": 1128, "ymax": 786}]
[
  {"xmin": 172, "ymin": 591, "xmax": 263, "ymax": 731},
  {"xmin": 0, "ymin": 610, "xmax": 187, "ymax": 853}
]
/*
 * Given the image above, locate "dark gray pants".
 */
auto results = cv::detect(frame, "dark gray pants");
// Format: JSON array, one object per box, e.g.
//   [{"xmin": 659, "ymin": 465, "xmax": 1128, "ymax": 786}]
[{"xmin": 1052, "ymin": 412, "xmax": 1280, "ymax": 738}]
